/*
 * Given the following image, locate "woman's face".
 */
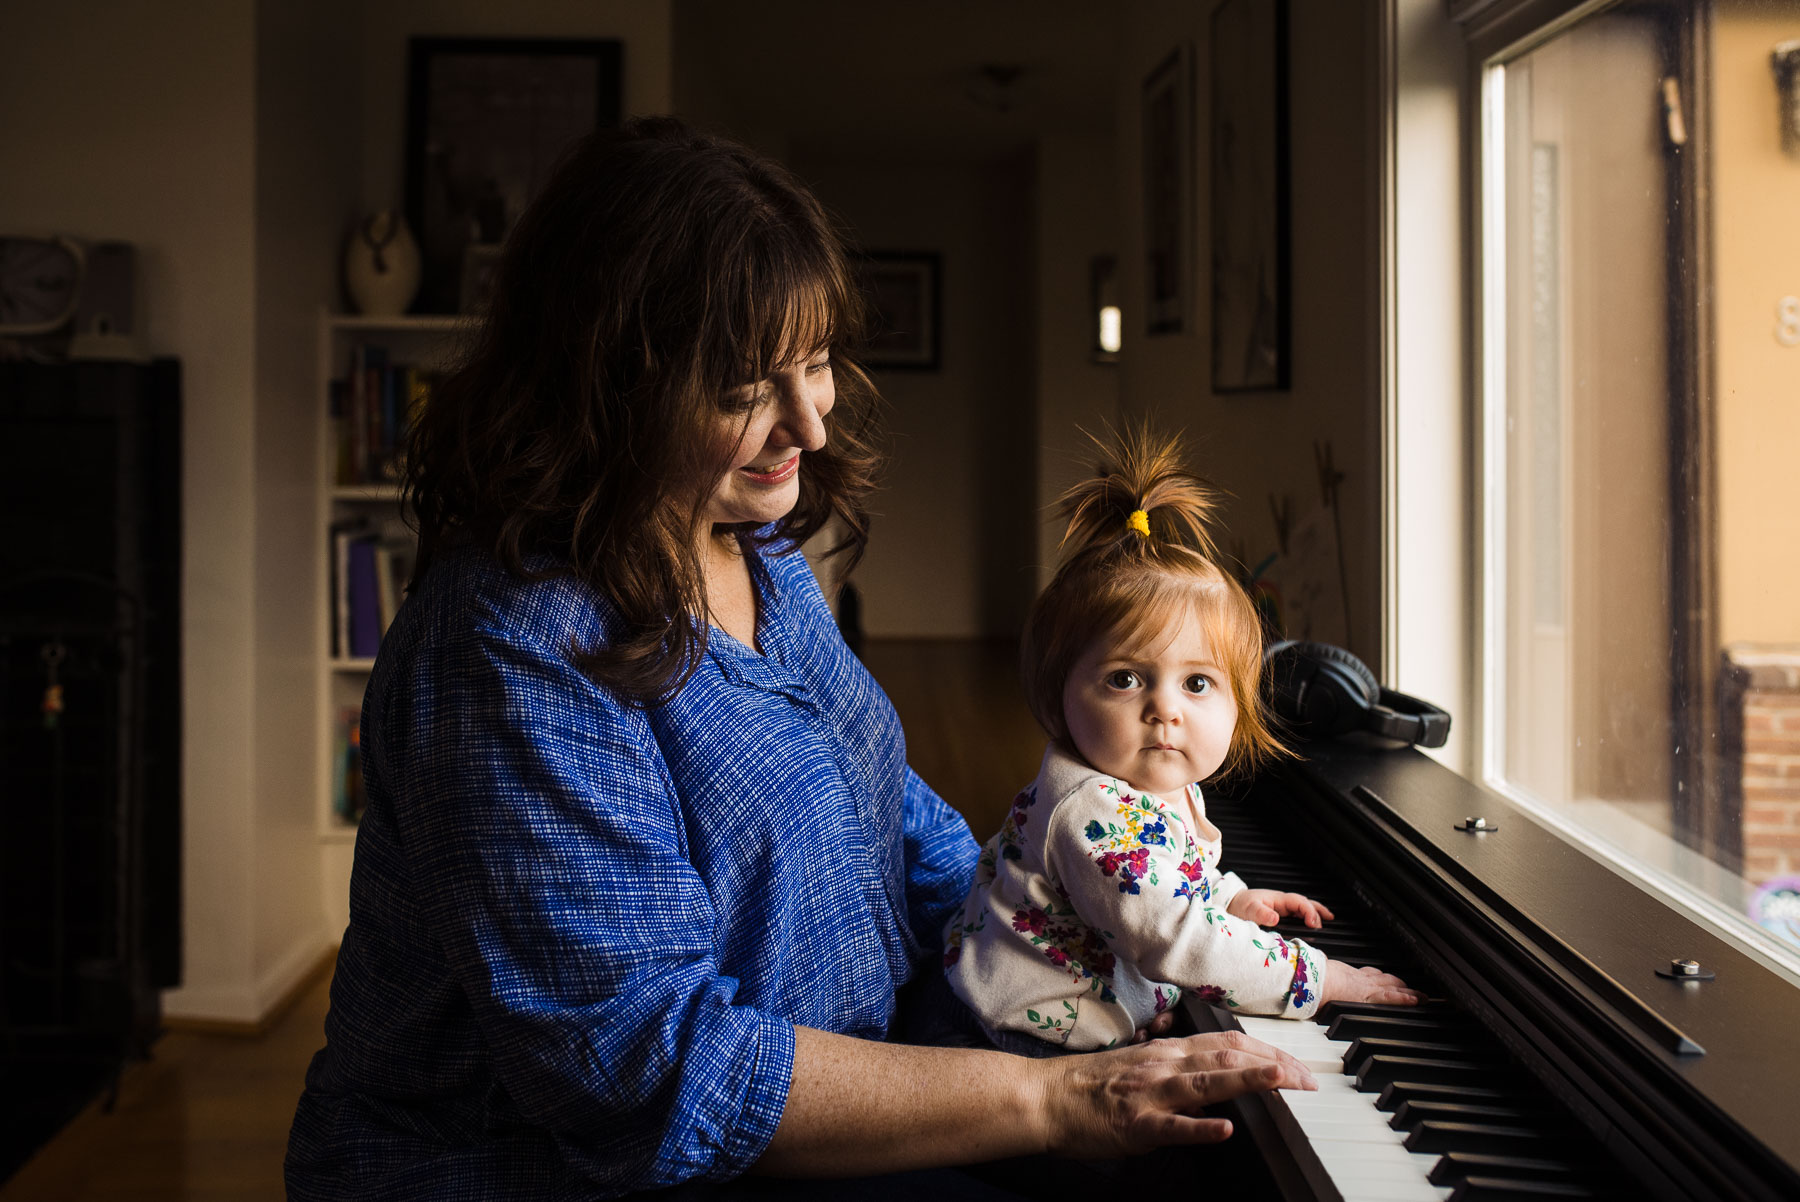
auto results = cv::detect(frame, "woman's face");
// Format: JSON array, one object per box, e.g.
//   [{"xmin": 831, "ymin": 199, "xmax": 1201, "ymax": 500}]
[{"xmin": 700, "ymin": 348, "xmax": 835, "ymax": 534}]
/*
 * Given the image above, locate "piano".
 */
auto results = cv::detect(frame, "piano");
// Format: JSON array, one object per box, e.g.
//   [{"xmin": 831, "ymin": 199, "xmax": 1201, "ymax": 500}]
[{"xmin": 1181, "ymin": 741, "xmax": 1800, "ymax": 1202}]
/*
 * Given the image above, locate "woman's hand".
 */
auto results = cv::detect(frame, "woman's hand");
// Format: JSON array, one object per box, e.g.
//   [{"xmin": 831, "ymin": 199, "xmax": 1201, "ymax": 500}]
[
  {"xmin": 1034, "ymin": 1030, "xmax": 1317, "ymax": 1157},
  {"xmin": 1321, "ymin": 959, "xmax": 1423, "ymax": 1007},
  {"xmin": 1226, "ymin": 888, "xmax": 1334, "ymax": 929}
]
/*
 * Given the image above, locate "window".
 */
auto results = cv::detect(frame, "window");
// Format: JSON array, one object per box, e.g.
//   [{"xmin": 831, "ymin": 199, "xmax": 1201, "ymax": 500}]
[{"xmin": 1462, "ymin": 0, "xmax": 1800, "ymax": 975}]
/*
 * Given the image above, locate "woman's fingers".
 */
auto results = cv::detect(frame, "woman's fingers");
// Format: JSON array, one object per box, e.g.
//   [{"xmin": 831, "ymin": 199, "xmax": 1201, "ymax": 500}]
[
  {"xmin": 1176, "ymin": 1031, "xmax": 1317, "ymax": 1089},
  {"xmin": 1134, "ymin": 1112, "xmax": 1236, "ymax": 1146}
]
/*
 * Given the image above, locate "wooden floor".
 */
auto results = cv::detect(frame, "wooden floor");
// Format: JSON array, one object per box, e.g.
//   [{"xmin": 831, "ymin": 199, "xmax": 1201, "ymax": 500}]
[{"xmin": 0, "ymin": 638, "xmax": 1044, "ymax": 1200}]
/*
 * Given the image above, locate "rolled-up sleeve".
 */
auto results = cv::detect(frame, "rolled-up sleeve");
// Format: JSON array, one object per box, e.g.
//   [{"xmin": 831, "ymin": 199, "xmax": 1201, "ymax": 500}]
[
  {"xmin": 899, "ymin": 768, "xmax": 980, "ymax": 956},
  {"xmin": 385, "ymin": 616, "xmax": 794, "ymax": 1191}
]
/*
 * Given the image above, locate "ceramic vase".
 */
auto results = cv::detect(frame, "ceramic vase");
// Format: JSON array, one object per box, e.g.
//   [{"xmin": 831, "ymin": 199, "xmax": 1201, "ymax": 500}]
[{"xmin": 343, "ymin": 212, "xmax": 421, "ymax": 316}]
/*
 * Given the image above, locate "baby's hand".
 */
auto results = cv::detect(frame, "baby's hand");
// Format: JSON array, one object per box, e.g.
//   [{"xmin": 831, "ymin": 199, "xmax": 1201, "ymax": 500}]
[
  {"xmin": 1321, "ymin": 959, "xmax": 1423, "ymax": 1006},
  {"xmin": 1226, "ymin": 889, "xmax": 1334, "ymax": 929}
]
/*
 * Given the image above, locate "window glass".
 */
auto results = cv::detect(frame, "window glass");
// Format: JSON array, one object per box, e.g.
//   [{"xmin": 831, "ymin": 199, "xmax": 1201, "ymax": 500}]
[{"xmin": 1485, "ymin": 0, "xmax": 1800, "ymax": 970}]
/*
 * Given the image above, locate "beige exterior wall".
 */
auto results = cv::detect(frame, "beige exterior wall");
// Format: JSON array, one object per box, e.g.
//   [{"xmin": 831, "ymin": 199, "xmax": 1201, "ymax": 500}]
[{"xmin": 1715, "ymin": 2, "xmax": 1800, "ymax": 646}]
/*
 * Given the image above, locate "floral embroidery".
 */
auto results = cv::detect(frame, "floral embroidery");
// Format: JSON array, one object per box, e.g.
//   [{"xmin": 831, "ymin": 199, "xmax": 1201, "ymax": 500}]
[
  {"xmin": 1096, "ymin": 846, "xmax": 1153, "ymax": 894},
  {"xmin": 1173, "ymin": 857, "xmax": 1212, "ymax": 903},
  {"xmin": 1200, "ymin": 906, "xmax": 1235, "ymax": 936},
  {"xmin": 1026, "ymin": 1000, "xmax": 1078, "ymax": 1040},
  {"xmin": 1253, "ymin": 935, "xmax": 1292, "ymax": 969},
  {"xmin": 1084, "ymin": 785, "xmax": 1175, "ymax": 892},
  {"xmin": 1009, "ymin": 901, "xmax": 1117, "ymax": 1001},
  {"xmin": 1189, "ymin": 983, "xmax": 1240, "ymax": 1008},
  {"xmin": 1153, "ymin": 984, "xmax": 1177, "ymax": 1013},
  {"xmin": 943, "ymin": 908, "xmax": 987, "ymax": 968},
  {"xmin": 1288, "ymin": 947, "xmax": 1316, "ymax": 1011}
]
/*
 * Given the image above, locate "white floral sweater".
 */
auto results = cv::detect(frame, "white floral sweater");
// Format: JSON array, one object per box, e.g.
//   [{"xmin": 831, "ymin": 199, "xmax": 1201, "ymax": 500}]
[{"xmin": 943, "ymin": 743, "xmax": 1324, "ymax": 1051}]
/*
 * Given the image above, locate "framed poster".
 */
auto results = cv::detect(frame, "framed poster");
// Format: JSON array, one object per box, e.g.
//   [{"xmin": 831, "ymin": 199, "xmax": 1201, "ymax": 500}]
[
  {"xmin": 1210, "ymin": 0, "xmax": 1290, "ymax": 391},
  {"xmin": 1142, "ymin": 44, "xmax": 1194, "ymax": 337},
  {"xmin": 859, "ymin": 252, "xmax": 941, "ymax": 370},
  {"xmin": 404, "ymin": 37, "xmax": 623, "ymax": 314}
]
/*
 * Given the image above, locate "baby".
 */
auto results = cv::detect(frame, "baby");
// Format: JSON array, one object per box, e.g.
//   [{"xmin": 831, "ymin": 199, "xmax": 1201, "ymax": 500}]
[{"xmin": 944, "ymin": 427, "xmax": 1417, "ymax": 1053}]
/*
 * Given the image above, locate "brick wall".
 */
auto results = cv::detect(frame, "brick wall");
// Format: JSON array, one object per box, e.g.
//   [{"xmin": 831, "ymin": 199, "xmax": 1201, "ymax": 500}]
[{"xmin": 1727, "ymin": 647, "xmax": 1800, "ymax": 884}]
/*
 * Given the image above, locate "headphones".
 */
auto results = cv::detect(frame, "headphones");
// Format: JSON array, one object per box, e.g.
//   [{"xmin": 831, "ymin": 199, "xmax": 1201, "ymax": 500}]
[{"xmin": 1262, "ymin": 640, "xmax": 1451, "ymax": 748}]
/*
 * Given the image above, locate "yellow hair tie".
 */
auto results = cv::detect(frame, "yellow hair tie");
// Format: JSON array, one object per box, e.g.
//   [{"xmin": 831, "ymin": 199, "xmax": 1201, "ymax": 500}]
[{"xmin": 1127, "ymin": 509, "xmax": 1151, "ymax": 538}]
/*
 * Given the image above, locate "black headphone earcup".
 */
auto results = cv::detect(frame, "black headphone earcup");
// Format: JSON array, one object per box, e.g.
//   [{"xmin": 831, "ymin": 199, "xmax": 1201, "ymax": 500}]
[
  {"xmin": 1304, "ymin": 642, "xmax": 1379, "ymax": 706},
  {"xmin": 1264, "ymin": 640, "xmax": 1380, "ymax": 738}
]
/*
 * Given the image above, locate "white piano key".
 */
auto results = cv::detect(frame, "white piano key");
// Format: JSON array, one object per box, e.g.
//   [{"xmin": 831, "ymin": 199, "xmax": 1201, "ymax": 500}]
[
  {"xmin": 1282, "ymin": 1074, "xmax": 1362, "ymax": 1095},
  {"xmin": 1337, "ymin": 1183, "xmax": 1451, "ymax": 1202},
  {"xmin": 1279, "ymin": 1092, "xmax": 1382, "ymax": 1116},
  {"xmin": 1210, "ymin": 1007, "xmax": 1454, "ymax": 1202},
  {"xmin": 1294, "ymin": 1119, "xmax": 1409, "ymax": 1144},
  {"xmin": 1308, "ymin": 1138, "xmax": 1439, "ymax": 1165}
]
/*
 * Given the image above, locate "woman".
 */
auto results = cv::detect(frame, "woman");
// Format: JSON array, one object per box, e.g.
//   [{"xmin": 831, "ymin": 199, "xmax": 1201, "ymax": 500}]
[{"xmin": 285, "ymin": 117, "xmax": 1314, "ymax": 1200}]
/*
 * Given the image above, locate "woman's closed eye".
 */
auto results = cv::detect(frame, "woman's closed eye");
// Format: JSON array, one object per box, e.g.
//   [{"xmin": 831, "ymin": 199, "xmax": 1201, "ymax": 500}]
[{"xmin": 720, "ymin": 386, "xmax": 768, "ymax": 415}]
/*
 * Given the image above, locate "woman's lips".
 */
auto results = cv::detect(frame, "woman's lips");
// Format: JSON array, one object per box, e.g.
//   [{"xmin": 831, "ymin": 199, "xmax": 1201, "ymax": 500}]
[{"xmin": 740, "ymin": 454, "xmax": 799, "ymax": 484}]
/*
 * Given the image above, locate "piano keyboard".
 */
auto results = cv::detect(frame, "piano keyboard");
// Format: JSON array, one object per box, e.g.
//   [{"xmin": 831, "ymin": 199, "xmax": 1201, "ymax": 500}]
[{"xmin": 1186, "ymin": 798, "xmax": 1629, "ymax": 1201}]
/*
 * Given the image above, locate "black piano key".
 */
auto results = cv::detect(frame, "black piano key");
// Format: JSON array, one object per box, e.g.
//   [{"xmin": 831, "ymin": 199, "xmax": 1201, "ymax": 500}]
[
  {"xmin": 1391, "ymin": 1099, "xmax": 1534, "ymax": 1131},
  {"xmin": 1317, "ymin": 998, "xmax": 1460, "ymax": 1024},
  {"xmin": 1358, "ymin": 1054, "xmax": 1535, "ymax": 1093},
  {"xmin": 1405, "ymin": 1120, "xmax": 1575, "ymax": 1156},
  {"xmin": 1429, "ymin": 1153, "xmax": 1590, "ymax": 1186},
  {"xmin": 1327, "ymin": 1012, "xmax": 1479, "ymax": 1041},
  {"xmin": 1345, "ymin": 1035, "xmax": 1504, "ymax": 1067},
  {"xmin": 1376, "ymin": 1079, "xmax": 1530, "ymax": 1111},
  {"xmin": 1448, "ymin": 1177, "xmax": 1601, "ymax": 1201},
  {"xmin": 1355, "ymin": 1053, "xmax": 1523, "ymax": 1092}
]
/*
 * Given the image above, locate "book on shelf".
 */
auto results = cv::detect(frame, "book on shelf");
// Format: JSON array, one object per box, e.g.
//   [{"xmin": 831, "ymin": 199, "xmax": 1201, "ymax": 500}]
[
  {"xmin": 333, "ymin": 705, "xmax": 366, "ymax": 824},
  {"xmin": 330, "ymin": 519, "xmax": 417, "ymax": 660},
  {"xmin": 331, "ymin": 341, "xmax": 438, "ymax": 486},
  {"xmin": 329, "ymin": 519, "xmax": 365, "ymax": 659},
  {"xmin": 347, "ymin": 534, "xmax": 382, "ymax": 658}
]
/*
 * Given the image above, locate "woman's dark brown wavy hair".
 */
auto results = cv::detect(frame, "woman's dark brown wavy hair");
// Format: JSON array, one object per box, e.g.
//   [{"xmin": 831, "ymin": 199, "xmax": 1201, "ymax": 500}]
[{"xmin": 405, "ymin": 116, "xmax": 880, "ymax": 705}]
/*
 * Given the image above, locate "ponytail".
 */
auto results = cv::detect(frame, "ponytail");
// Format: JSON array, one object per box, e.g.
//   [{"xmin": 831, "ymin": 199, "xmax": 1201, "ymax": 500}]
[{"xmin": 1021, "ymin": 423, "xmax": 1290, "ymax": 780}]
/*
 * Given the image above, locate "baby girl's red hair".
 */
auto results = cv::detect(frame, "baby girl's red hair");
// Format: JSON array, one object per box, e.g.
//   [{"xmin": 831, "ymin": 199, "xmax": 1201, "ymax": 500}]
[{"xmin": 1020, "ymin": 424, "xmax": 1289, "ymax": 781}]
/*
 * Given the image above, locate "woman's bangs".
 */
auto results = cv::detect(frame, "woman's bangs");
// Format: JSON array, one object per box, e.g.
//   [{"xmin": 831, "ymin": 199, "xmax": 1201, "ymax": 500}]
[{"xmin": 729, "ymin": 241, "xmax": 851, "ymax": 384}]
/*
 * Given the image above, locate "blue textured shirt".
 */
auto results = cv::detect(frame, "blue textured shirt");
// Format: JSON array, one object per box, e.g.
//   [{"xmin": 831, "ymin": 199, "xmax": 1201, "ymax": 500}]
[{"xmin": 285, "ymin": 534, "xmax": 980, "ymax": 1199}]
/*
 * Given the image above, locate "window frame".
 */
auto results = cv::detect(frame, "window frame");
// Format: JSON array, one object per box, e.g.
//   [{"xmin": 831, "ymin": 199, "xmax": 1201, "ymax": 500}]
[{"xmin": 1383, "ymin": 0, "xmax": 1797, "ymax": 984}]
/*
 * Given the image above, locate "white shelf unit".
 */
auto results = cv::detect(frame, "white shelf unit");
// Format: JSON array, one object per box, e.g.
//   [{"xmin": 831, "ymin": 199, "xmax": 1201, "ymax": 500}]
[{"xmin": 314, "ymin": 313, "xmax": 467, "ymax": 862}]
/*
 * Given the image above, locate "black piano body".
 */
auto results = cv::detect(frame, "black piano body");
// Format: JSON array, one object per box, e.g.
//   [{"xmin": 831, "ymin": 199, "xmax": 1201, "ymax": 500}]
[{"xmin": 1193, "ymin": 741, "xmax": 1800, "ymax": 1202}]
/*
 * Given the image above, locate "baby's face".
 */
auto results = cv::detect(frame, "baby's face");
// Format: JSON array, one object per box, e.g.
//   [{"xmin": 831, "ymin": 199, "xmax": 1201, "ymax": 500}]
[{"xmin": 1061, "ymin": 606, "xmax": 1238, "ymax": 797}]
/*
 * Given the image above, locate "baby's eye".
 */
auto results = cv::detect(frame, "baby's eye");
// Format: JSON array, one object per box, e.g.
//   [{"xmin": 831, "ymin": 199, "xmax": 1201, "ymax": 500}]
[
  {"xmin": 1184, "ymin": 674, "xmax": 1214, "ymax": 695},
  {"xmin": 1105, "ymin": 670, "xmax": 1141, "ymax": 690}
]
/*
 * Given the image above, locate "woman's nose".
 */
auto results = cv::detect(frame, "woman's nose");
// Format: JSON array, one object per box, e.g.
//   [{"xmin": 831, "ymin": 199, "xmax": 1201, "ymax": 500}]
[{"xmin": 779, "ymin": 376, "xmax": 831, "ymax": 452}]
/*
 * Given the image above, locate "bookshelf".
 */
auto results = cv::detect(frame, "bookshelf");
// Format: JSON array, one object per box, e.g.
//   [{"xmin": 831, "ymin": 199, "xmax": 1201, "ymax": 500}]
[{"xmin": 314, "ymin": 313, "xmax": 466, "ymax": 866}]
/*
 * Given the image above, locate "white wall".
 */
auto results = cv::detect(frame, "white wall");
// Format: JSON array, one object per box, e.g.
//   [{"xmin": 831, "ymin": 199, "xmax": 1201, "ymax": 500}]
[
  {"xmin": 792, "ymin": 155, "xmax": 1038, "ymax": 638},
  {"xmin": 1115, "ymin": 0, "xmax": 1383, "ymax": 662},
  {"xmin": 1034, "ymin": 135, "xmax": 1124, "ymax": 587},
  {"xmin": 249, "ymin": 0, "xmax": 363, "ymax": 1011}
]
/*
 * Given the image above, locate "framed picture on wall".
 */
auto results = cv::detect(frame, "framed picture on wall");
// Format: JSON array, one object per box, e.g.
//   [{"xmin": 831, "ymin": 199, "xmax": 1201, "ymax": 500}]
[
  {"xmin": 1142, "ymin": 43, "xmax": 1194, "ymax": 337},
  {"xmin": 404, "ymin": 37, "xmax": 623, "ymax": 314},
  {"xmin": 1210, "ymin": 0, "xmax": 1290, "ymax": 391},
  {"xmin": 859, "ymin": 252, "xmax": 941, "ymax": 370}
]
